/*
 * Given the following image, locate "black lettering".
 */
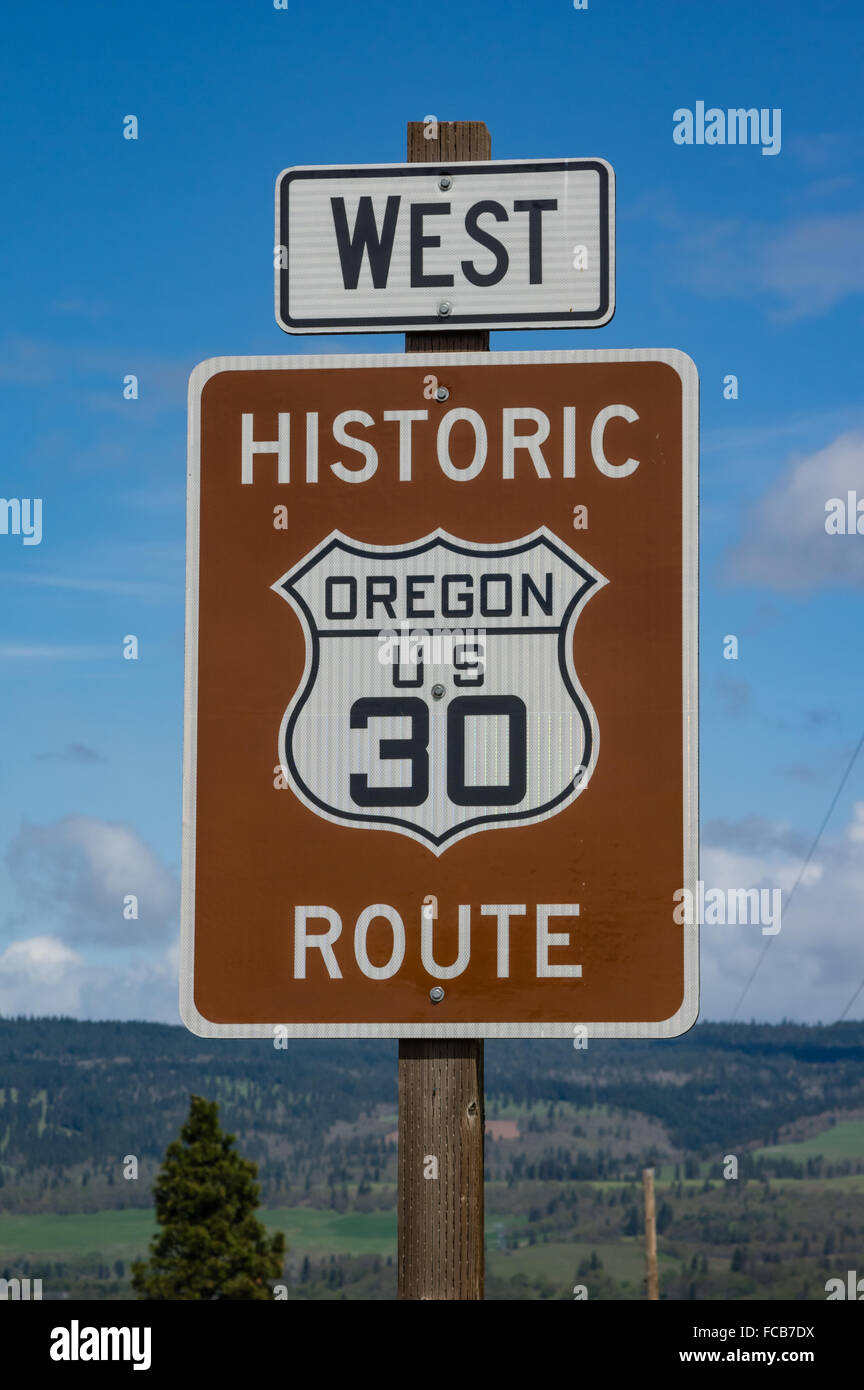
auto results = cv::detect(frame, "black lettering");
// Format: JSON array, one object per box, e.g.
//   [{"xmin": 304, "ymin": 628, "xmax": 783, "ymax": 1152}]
[
  {"xmin": 521, "ymin": 572, "xmax": 553, "ymax": 616},
  {"xmin": 453, "ymin": 642, "xmax": 484, "ymax": 687},
  {"xmin": 330, "ymin": 196, "xmax": 400, "ymax": 290},
  {"xmin": 366, "ymin": 575, "xmax": 397, "ymax": 619},
  {"xmin": 406, "ymin": 575, "xmax": 435, "ymax": 618},
  {"xmin": 442, "ymin": 574, "xmax": 473, "ymax": 618},
  {"xmin": 447, "ymin": 696, "xmax": 527, "ymax": 805},
  {"xmin": 461, "ymin": 201, "xmax": 509, "ymax": 286},
  {"xmin": 410, "ymin": 204, "xmax": 453, "ymax": 287},
  {"xmin": 480, "ymin": 574, "xmax": 512, "ymax": 617},
  {"xmin": 350, "ymin": 697, "xmax": 429, "ymax": 806},
  {"xmin": 513, "ymin": 199, "xmax": 557, "ymax": 284},
  {"xmin": 392, "ymin": 647, "xmax": 423, "ymax": 689},
  {"xmin": 325, "ymin": 576, "xmax": 357, "ymax": 620}
]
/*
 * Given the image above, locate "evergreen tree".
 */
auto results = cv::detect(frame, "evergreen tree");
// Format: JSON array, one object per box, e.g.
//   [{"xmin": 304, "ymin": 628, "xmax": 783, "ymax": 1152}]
[
  {"xmin": 131, "ymin": 1095, "xmax": 285, "ymax": 1300},
  {"xmin": 622, "ymin": 1204, "xmax": 640, "ymax": 1237}
]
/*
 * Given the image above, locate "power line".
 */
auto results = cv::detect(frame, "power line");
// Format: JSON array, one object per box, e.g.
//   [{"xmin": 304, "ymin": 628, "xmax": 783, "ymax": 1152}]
[
  {"xmin": 835, "ymin": 978, "xmax": 864, "ymax": 1023},
  {"xmin": 730, "ymin": 728, "xmax": 864, "ymax": 1020}
]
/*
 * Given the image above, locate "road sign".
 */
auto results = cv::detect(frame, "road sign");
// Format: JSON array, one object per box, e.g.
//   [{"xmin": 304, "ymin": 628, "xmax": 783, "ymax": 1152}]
[
  {"xmin": 182, "ymin": 349, "xmax": 697, "ymax": 1039},
  {"xmin": 275, "ymin": 160, "xmax": 614, "ymax": 333}
]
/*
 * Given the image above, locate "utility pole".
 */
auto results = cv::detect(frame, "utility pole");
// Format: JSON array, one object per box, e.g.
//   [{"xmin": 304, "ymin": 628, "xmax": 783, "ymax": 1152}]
[{"xmin": 643, "ymin": 1166, "xmax": 659, "ymax": 1300}]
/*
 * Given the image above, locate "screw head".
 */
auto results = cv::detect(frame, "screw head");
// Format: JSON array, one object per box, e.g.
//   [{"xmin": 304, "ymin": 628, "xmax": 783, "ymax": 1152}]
[
  {"xmin": 438, "ymin": 174, "xmax": 452, "ymax": 191},
  {"xmin": 437, "ymin": 300, "xmax": 452, "ymax": 317},
  {"xmin": 435, "ymin": 385, "xmax": 449, "ymax": 402},
  {"xmin": 430, "ymin": 986, "xmax": 445, "ymax": 1003},
  {"xmin": 431, "ymin": 683, "xmax": 446, "ymax": 700}
]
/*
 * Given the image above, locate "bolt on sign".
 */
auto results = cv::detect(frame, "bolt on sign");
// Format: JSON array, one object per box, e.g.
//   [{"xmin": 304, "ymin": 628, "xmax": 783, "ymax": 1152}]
[
  {"xmin": 274, "ymin": 159, "xmax": 614, "ymax": 332},
  {"xmin": 181, "ymin": 349, "xmax": 698, "ymax": 1038}
]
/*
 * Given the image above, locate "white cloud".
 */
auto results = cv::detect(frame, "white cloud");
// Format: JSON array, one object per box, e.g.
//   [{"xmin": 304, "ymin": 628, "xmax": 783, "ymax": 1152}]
[
  {"xmin": 723, "ymin": 431, "xmax": 864, "ymax": 591},
  {"xmin": 757, "ymin": 212, "xmax": 864, "ymax": 316},
  {"xmin": 0, "ymin": 645, "xmax": 112, "ymax": 660},
  {"xmin": 634, "ymin": 196, "xmax": 864, "ymax": 318},
  {"xmin": 0, "ymin": 935, "xmax": 179, "ymax": 1021},
  {"xmin": 0, "ymin": 336, "xmax": 188, "ymax": 413},
  {"xmin": 5, "ymin": 815, "xmax": 179, "ymax": 945},
  {"xmin": 846, "ymin": 802, "xmax": 864, "ymax": 843},
  {"xmin": 699, "ymin": 809, "xmax": 864, "ymax": 1022},
  {"xmin": 787, "ymin": 132, "xmax": 849, "ymax": 171},
  {"xmin": 1, "ymin": 572, "xmax": 174, "ymax": 599},
  {"xmin": 0, "ymin": 937, "xmax": 85, "ymax": 1014},
  {"xmin": 34, "ymin": 743, "xmax": 106, "ymax": 765}
]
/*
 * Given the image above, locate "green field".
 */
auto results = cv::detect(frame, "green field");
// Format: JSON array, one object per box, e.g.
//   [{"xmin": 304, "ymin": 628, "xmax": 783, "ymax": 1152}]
[
  {"xmin": 0, "ymin": 1206, "xmax": 397, "ymax": 1266},
  {"xmin": 487, "ymin": 1238, "xmax": 678, "ymax": 1286},
  {"xmin": 0, "ymin": 1207, "xmax": 669, "ymax": 1289},
  {"xmin": 5, "ymin": 1164, "xmax": 864, "ymax": 1273},
  {"xmin": 754, "ymin": 1118, "xmax": 864, "ymax": 1162},
  {"xmin": 0, "ymin": 1209, "xmax": 156, "ymax": 1262},
  {"xmin": 261, "ymin": 1207, "xmax": 395, "ymax": 1255}
]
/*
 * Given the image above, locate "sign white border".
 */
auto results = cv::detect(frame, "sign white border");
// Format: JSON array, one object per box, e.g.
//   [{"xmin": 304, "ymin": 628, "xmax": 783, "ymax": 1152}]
[{"xmin": 182, "ymin": 350, "xmax": 698, "ymax": 1040}]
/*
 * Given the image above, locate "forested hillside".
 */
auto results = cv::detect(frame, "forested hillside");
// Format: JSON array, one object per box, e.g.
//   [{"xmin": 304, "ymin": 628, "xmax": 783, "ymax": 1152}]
[
  {"xmin": 2, "ymin": 1019, "xmax": 863, "ymax": 1300},
  {"xmin": 1, "ymin": 1019, "xmax": 863, "ymax": 1213}
]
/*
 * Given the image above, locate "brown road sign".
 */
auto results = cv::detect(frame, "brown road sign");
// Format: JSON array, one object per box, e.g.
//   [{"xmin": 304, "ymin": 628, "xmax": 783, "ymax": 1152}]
[{"xmin": 181, "ymin": 350, "xmax": 698, "ymax": 1039}]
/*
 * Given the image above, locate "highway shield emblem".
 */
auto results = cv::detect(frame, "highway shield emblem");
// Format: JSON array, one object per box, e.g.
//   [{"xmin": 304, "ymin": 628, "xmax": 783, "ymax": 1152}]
[{"xmin": 273, "ymin": 527, "xmax": 606, "ymax": 853}]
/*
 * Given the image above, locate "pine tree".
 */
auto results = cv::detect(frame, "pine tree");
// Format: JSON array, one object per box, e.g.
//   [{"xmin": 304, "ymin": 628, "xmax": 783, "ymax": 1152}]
[{"xmin": 131, "ymin": 1095, "xmax": 285, "ymax": 1300}]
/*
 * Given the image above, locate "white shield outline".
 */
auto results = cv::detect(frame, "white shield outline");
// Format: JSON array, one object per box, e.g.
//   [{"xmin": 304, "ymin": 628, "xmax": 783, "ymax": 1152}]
[{"xmin": 272, "ymin": 526, "xmax": 607, "ymax": 855}]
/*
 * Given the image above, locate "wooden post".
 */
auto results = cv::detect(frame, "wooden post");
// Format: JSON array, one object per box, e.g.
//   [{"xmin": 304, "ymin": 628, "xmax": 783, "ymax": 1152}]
[
  {"xmin": 643, "ymin": 1167, "xmax": 659, "ymax": 1300},
  {"xmin": 398, "ymin": 1041, "xmax": 485, "ymax": 1299},
  {"xmin": 405, "ymin": 118, "xmax": 492, "ymax": 355},
  {"xmin": 397, "ymin": 119, "xmax": 490, "ymax": 1301}
]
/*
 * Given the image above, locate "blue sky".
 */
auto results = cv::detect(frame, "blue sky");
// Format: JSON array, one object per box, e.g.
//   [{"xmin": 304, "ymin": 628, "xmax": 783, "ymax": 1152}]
[{"xmin": 1, "ymin": 0, "xmax": 863, "ymax": 1023}]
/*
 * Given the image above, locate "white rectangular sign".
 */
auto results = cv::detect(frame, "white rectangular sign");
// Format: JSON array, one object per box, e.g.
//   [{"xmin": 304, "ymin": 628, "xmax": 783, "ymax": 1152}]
[{"xmin": 275, "ymin": 159, "xmax": 614, "ymax": 334}]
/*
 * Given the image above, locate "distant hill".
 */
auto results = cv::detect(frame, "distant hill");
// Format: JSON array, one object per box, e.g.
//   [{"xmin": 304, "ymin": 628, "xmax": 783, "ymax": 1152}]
[{"xmin": 1, "ymin": 1018, "xmax": 863, "ymax": 1216}]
